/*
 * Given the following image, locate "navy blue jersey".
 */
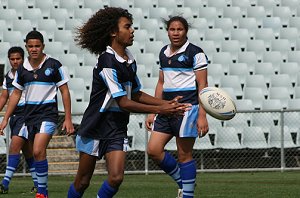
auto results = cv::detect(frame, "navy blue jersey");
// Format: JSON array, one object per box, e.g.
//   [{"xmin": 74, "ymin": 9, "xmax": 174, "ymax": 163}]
[
  {"xmin": 77, "ymin": 46, "xmax": 142, "ymax": 140},
  {"xmin": 2, "ymin": 70, "xmax": 25, "ymax": 115},
  {"xmin": 13, "ymin": 55, "xmax": 69, "ymax": 125},
  {"xmin": 159, "ymin": 41, "xmax": 208, "ymax": 105}
]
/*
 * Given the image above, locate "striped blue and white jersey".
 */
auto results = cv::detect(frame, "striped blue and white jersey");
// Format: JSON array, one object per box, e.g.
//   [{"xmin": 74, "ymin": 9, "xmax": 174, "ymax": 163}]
[
  {"xmin": 159, "ymin": 40, "xmax": 208, "ymax": 105},
  {"xmin": 2, "ymin": 70, "xmax": 25, "ymax": 115},
  {"xmin": 78, "ymin": 46, "xmax": 142, "ymax": 139},
  {"xmin": 12, "ymin": 55, "xmax": 69, "ymax": 125}
]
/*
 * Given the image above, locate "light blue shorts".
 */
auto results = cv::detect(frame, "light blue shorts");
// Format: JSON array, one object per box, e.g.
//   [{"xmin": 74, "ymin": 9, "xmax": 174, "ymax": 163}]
[{"xmin": 20, "ymin": 121, "xmax": 57, "ymax": 140}]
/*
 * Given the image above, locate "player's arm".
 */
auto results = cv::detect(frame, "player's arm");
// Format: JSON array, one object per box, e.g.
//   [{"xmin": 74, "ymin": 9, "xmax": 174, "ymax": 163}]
[
  {"xmin": 59, "ymin": 83, "xmax": 74, "ymax": 135},
  {"xmin": 0, "ymin": 89, "xmax": 9, "ymax": 112},
  {"xmin": 195, "ymin": 69, "xmax": 209, "ymax": 137},
  {"xmin": 117, "ymin": 94, "xmax": 186, "ymax": 115},
  {"xmin": 0, "ymin": 89, "xmax": 21, "ymax": 134},
  {"xmin": 143, "ymin": 70, "xmax": 164, "ymax": 130}
]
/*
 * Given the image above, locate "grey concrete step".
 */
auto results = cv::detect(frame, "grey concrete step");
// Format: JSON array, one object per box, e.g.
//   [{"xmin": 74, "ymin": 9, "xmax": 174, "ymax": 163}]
[
  {"xmin": 48, "ymin": 135, "xmax": 75, "ymax": 148},
  {"xmin": 47, "ymin": 148, "xmax": 77, "ymax": 156},
  {"xmin": 48, "ymin": 160, "xmax": 106, "ymax": 172}
]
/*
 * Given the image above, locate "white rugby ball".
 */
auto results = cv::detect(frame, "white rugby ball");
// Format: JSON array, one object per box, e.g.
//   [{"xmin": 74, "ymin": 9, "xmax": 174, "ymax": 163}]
[{"xmin": 199, "ymin": 87, "xmax": 236, "ymax": 120}]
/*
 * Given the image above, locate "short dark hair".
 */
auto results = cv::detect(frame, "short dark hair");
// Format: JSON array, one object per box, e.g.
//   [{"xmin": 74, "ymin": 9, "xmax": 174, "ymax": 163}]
[
  {"xmin": 25, "ymin": 30, "xmax": 44, "ymax": 43},
  {"xmin": 8, "ymin": 46, "xmax": 24, "ymax": 59},
  {"xmin": 163, "ymin": 16, "xmax": 190, "ymax": 32}
]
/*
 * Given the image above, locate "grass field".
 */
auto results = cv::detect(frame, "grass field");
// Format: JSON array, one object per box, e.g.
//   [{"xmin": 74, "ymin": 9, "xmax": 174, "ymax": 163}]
[{"xmin": 2, "ymin": 171, "xmax": 300, "ymax": 198}]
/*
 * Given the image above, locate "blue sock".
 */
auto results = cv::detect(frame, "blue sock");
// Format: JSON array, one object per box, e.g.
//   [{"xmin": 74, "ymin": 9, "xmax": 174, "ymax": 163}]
[
  {"xmin": 35, "ymin": 159, "xmax": 48, "ymax": 196},
  {"xmin": 179, "ymin": 160, "xmax": 197, "ymax": 198},
  {"xmin": 97, "ymin": 180, "xmax": 118, "ymax": 198},
  {"xmin": 2, "ymin": 154, "xmax": 20, "ymax": 189},
  {"xmin": 159, "ymin": 152, "xmax": 182, "ymax": 189},
  {"xmin": 67, "ymin": 183, "xmax": 83, "ymax": 198},
  {"xmin": 26, "ymin": 157, "xmax": 38, "ymax": 187}
]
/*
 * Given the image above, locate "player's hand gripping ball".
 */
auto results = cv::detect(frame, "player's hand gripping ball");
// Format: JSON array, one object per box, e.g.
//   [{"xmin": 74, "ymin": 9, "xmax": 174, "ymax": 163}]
[{"xmin": 199, "ymin": 87, "xmax": 236, "ymax": 120}]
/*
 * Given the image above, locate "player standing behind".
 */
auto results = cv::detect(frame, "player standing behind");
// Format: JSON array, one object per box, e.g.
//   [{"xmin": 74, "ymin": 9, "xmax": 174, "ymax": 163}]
[
  {"xmin": 145, "ymin": 16, "xmax": 209, "ymax": 198},
  {"xmin": 0, "ymin": 47, "xmax": 38, "ymax": 194},
  {"xmin": 67, "ymin": 7, "xmax": 191, "ymax": 198},
  {"xmin": 0, "ymin": 30, "xmax": 75, "ymax": 198}
]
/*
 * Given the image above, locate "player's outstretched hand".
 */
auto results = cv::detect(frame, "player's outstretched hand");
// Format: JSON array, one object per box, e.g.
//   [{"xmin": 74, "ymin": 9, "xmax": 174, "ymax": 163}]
[
  {"xmin": 169, "ymin": 96, "xmax": 183, "ymax": 105},
  {"xmin": 0, "ymin": 119, "xmax": 8, "ymax": 136},
  {"xmin": 145, "ymin": 114, "xmax": 155, "ymax": 131},
  {"xmin": 168, "ymin": 96, "xmax": 192, "ymax": 113},
  {"xmin": 159, "ymin": 102, "xmax": 191, "ymax": 116},
  {"xmin": 62, "ymin": 119, "xmax": 75, "ymax": 136}
]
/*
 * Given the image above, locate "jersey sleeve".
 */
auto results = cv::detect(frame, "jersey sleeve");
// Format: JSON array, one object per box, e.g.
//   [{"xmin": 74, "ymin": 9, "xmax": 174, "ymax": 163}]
[
  {"xmin": 132, "ymin": 63, "xmax": 142, "ymax": 93},
  {"xmin": 100, "ymin": 67, "xmax": 127, "ymax": 98},
  {"xmin": 12, "ymin": 69, "xmax": 25, "ymax": 91},
  {"xmin": 193, "ymin": 52, "xmax": 208, "ymax": 71},
  {"xmin": 52, "ymin": 60, "xmax": 69, "ymax": 87},
  {"xmin": 2, "ymin": 78, "xmax": 7, "ymax": 90}
]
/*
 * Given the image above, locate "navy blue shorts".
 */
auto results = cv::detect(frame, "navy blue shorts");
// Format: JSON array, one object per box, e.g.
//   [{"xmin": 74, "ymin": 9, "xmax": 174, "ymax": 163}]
[
  {"xmin": 9, "ymin": 115, "xmax": 25, "ymax": 138},
  {"xmin": 76, "ymin": 135, "xmax": 129, "ymax": 159},
  {"xmin": 153, "ymin": 105, "xmax": 199, "ymax": 138}
]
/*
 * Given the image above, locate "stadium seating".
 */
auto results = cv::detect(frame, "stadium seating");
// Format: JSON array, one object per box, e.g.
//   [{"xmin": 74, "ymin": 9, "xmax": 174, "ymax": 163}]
[
  {"xmin": 237, "ymin": 51, "xmax": 258, "ymax": 73},
  {"xmin": 68, "ymin": 77, "xmax": 86, "ymax": 102},
  {"xmin": 221, "ymin": 40, "xmax": 241, "ymax": 62},
  {"xmin": 36, "ymin": 0, "xmax": 54, "ymax": 19},
  {"xmin": 231, "ymin": 0, "xmax": 251, "ymax": 16},
  {"xmin": 242, "ymin": 126, "xmax": 269, "ymax": 149},
  {"xmin": 280, "ymin": 27, "xmax": 298, "ymax": 49},
  {"xmin": 198, "ymin": 7, "xmax": 218, "ymax": 28},
  {"xmin": 244, "ymin": 87, "xmax": 265, "ymax": 109},
  {"xmin": 254, "ymin": 28, "xmax": 275, "ymax": 50},
  {"xmin": 279, "ymin": 62, "xmax": 299, "ymax": 86},
  {"xmin": 1, "ymin": 0, "xmax": 300, "ymax": 137},
  {"xmin": 269, "ymin": 126, "xmax": 296, "ymax": 148},
  {"xmin": 246, "ymin": 39, "xmax": 267, "ymax": 61},
  {"xmin": 272, "ymin": 6, "xmax": 292, "ymax": 27},
  {"xmin": 246, "ymin": 6, "xmax": 267, "ymax": 27},
  {"xmin": 234, "ymin": 99, "xmax": 254, "ymax": 111},
  {"xmin": 207, "ymin": 63, "xmax": 225, "ymax": 86},
  {"xmin": 238, "ymin": 17, "xmax": 258, "ymax": 38},
  {"xmin": 281, "ymin": 0, "xmax": 298, "ymax": 16},
  {"xmin": 215, "ymin": 127, "xmax": 242, "ymax": 149},
  {"xmin": 194, "ymin": 128, "xmax": 216, "ymax": 150},
  {"xmin": 220, "ymin": 75, "xmax": 243, "ymax": 99},
  {"xmin": 254, "ymin": 62, "xmax": 275, "ymax": 84},
  {"xmin": 37, "ymin": 19, "xmax": 58, "ymax": 41},
  {"xmin": 244, "ymin": 74, "xmax": 268, "ymax": 97}
]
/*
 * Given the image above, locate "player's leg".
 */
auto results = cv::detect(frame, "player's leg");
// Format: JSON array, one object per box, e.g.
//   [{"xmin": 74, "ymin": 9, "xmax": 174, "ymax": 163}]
[
  {"xmin": 177, "ymin": 137, "xmax": 196, "ymax": 198},
  {"xmin": 147, "ymin": 132, "xmax": 183, "ymax": 189},
  {"xmin": 97, "ymin": 150, "xmax": 126, "ymax": 197},
  {"xmin": 68, "ymin": 152, "xmax": 97, "ymax": 198},
  {"xmin": 22, "ymin": 140, "xmax": 38, "ymax": 192},
  {"xmin": 32, "ymin": 121, "xmax": 56, "ymax": 198},
  {"xmin": 0, "ymin": 135, "xmax": 25, "ymax": 193}
]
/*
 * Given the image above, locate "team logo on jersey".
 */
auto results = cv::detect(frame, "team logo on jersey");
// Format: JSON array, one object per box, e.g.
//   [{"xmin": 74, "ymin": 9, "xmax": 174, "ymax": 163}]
[
  {"xmin": 45, "ymin": 68, "xmax": 53, "ymax": 76},
  {"xmin": 178, "ymin": 54, "xmax": 188, "ymax": 62}
]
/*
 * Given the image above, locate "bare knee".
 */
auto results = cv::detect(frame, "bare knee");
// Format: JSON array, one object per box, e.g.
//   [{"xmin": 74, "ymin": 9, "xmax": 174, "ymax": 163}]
[
  {"xmin": 149, "ymin": 148, "xmax": 168, "ymax": 165},
  {"xmin": 108, "ymin": 174, "xmax": 124, "ymax": 188},
  {"xmin": 33, "ymin": 149, "xmax": 46, "ymax": 161},
  {"xmin": 74, "ymin": 177, "xmax": 90, "ymax": 192},
  {"xmin": 177, "ymin": 151, "xmax": 193, "ymax": 163}
]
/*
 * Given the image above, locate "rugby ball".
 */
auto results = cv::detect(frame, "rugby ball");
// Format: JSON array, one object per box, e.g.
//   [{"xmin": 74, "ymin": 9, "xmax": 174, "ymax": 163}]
[{"xmin": 199, "ymin": 87, "xmax": 236, "ymax": 120}]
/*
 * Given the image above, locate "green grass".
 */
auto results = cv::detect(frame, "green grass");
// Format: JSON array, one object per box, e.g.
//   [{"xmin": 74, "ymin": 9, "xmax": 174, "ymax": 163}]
[{"xmin": 3, "ymin": 171, "xmax": 300, "ymax": 197}]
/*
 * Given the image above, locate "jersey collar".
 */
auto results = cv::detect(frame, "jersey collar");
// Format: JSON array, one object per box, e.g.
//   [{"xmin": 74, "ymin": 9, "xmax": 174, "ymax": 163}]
[
  {"xmin": 23, "ymin": 54, "xmax": 49, "ymax": 71},
  {"xmin": 164, "ymin": 40, "xmax": 189, "ymax": 57},
  {"xmin": 8, "ymin": 70, "xmax": 14, "ymax": 79},
  {"xmin": 106, "ymin": 46, "xmax": 135, "ymax": 64}
]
